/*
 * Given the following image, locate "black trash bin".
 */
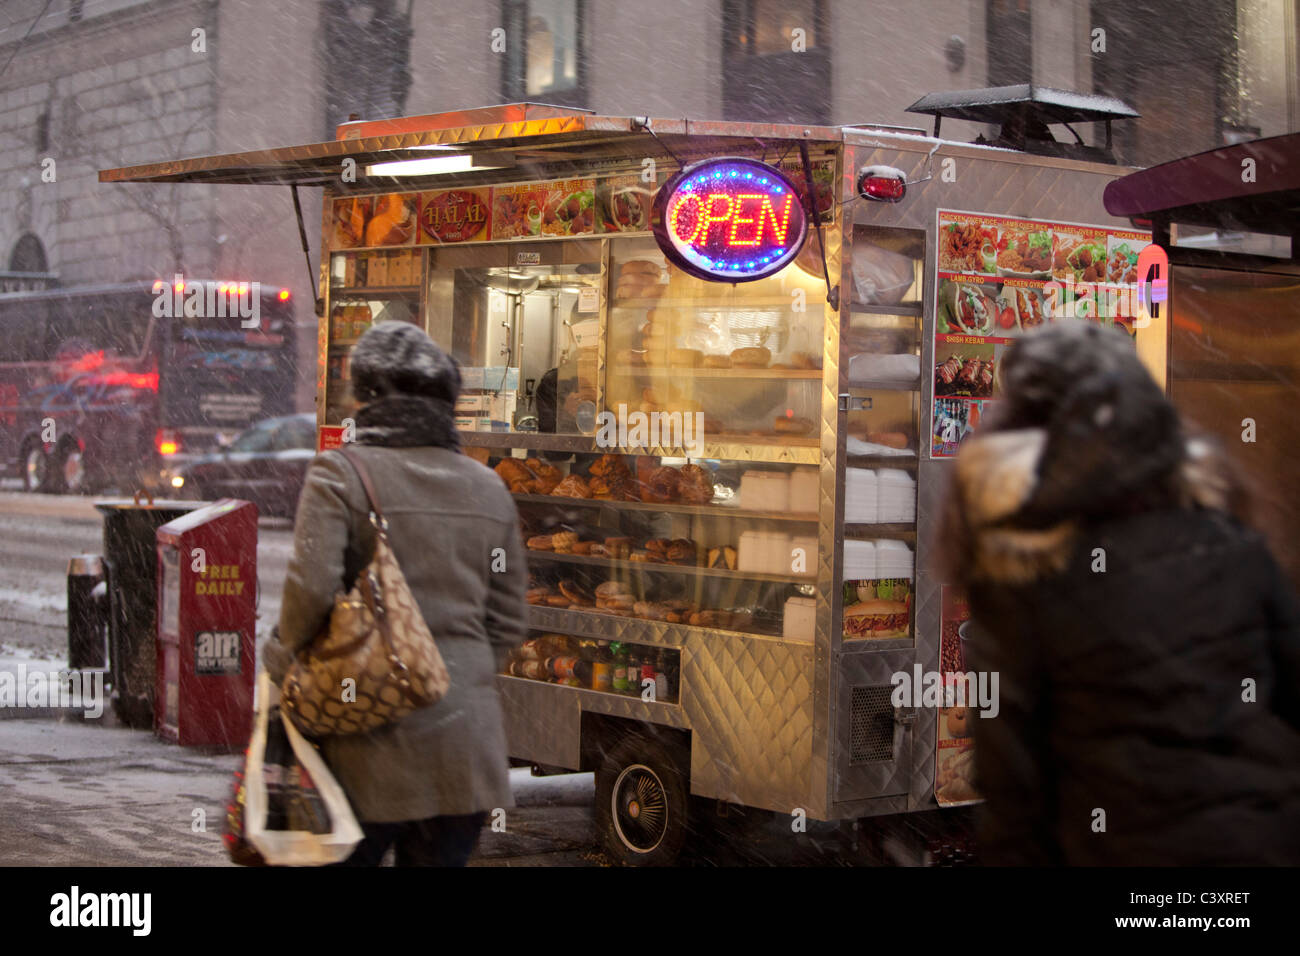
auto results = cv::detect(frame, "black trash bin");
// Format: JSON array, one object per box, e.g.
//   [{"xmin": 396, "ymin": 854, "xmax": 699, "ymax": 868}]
[
  {"xmin": 95, "ymin": 495, "xmax": 207, "ymax": 728},
  {"xmin": 66, "ymin": 554, "xmax": 107, "ymax": 670}
]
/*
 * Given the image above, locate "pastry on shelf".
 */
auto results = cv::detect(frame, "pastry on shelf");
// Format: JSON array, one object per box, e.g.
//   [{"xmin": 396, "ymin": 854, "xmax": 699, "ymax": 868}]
[
  {"xmin": 495, "ymin": 457, "xmax": 534, "ymax": 486},
  {"xmin": 603, "ymin": 536, "xmax": 633, "ymax": 559},
  {"xmin": 614, "ymin": 260, "xmax": 666, "ymax": 300},
  {"xmin": 773, "ymin": 415, "xmax": 816, "ymax": 436},
  {"xmin": 589, "ymin": 453, "xmax": 631, "ymax": 479},
  {"xmin": 643, "ymin": 467, "xmax": 681, "ymax": 503},
  {"xmin": 595, "ymin": 581, "xmax": 635, "ymax": 612},
  {"xmin": 792, "ymin": 351, "xmax": 822, "ymax": 370},
  {"xmin": 558, "ymin": 579, "xmax": 595, "ymax": 607},
  {"xmin": 676, "ymin": 463, "xmax": 714, "ymax": 504},
  {"xmin": 666, "ymin": 538, "xmax": 698, "ymax": 564},
  {"xmin": 706, "ymin": 546, "xmax": 738, "ymax": 570},
  {"xmin": 551, "ymin": 474, "xmax": 592, "ymax": 498},
  {"xmin": 644, "ymin": 538, "xmax": 671, "ymax": 562},
  {"xmin": 525, "ymin": 458, "xmax": 563, "ymax": 494},
  {"xmin": 730, "ymin": 346, "xmax": 772, "ymax": 368}
]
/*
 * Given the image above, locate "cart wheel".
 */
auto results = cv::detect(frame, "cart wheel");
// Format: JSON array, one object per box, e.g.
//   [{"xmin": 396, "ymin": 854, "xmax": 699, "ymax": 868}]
[
  {"xmin": 595, "ymin": 734, "xmax": 690, "ymax": 866},
  {"xmin": 51, "ymin": 440, "xmax": 87, "ymax": 495},
  {"xmin": 22, "ymin": 440, "xmax": 52, "ymax": 493}
]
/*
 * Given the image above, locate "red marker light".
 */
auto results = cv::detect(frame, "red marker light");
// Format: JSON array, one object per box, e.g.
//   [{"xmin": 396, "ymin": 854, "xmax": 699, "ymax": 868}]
[
  {"xmin": 173, "ymin": 281, "xmax": 184, "ymax": 293},
  {"xmin": 857, "ymin": 172, "xmax": 906, "ymax": 203},
  {"xmin": 278, "ymin": 288, "xmax": 290, "ymax": 301},
  {"xmin": 152, "ymin": 280, "xmax": 164, "ymax": 294}
]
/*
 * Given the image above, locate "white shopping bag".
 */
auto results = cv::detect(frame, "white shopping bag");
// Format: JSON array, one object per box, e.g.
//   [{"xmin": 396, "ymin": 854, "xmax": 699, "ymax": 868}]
[{"xmin": 245, "ymin": 671, "xmax": 363, "ymax": 865}]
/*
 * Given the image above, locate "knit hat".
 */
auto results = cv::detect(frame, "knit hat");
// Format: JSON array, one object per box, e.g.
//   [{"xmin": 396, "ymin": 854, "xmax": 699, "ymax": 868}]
[{"xmin": 350, "ymin": 320, "xmax": 460, "ymax": 405}]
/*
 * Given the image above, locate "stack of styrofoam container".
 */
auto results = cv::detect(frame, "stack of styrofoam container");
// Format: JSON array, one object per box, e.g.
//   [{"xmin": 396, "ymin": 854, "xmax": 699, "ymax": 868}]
[
  {"xmin": 844, "ymin": 468, "xmax": 879, "ymax": 523},
  {"xmin": 843, "ymin": 539, "xmax": 878, "ymax": 581},
  {"xmin": 874, "ymin": 539, "xmax": 915, "ymax": 580},
  {"xmin": 782, "ymin": 596, "xmax": 816, "ymax": 642},
  {"xmin": 790, "ymin": 534, "xmax": 817, "ymax": 577},
  {"xmin": 739, "ymin": 470, "xmax": 790, "ymax": 511},
  {"xmin": 876, "ymin": 469, "xmax": 916, "ymax": 523},
  {"xmin": 788, "ymin": 466, "xmax": 818, "ymax": 514},
  {"xmin": 738, "ymin": 530, "xmax": 796, "ymax": 575}
]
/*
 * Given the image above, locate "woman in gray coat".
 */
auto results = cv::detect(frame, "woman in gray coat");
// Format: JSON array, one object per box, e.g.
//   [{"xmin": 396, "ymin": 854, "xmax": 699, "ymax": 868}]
[{"xmin": 266, "ymin": 321, "xmax": 526, "ymax": 866}]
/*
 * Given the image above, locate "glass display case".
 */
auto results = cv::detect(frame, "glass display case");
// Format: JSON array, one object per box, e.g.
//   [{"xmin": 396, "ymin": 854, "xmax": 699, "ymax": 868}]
[
  {"xmin": 325, "ymin": 249, "xmax": 424, "ymax": 423},
  {"xmin": 838, "ymin": 226, "xmax": 923, "ymax": 648},
  {"xmin": 320, "ymin": 220, "xmax": 835, "ymax": 703}
]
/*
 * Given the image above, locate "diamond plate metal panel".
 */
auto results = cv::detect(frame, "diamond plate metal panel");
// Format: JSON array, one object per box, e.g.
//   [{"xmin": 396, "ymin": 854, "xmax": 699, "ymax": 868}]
[
  {"xmin": 498, "ymin": 675, "xmax": 582, "ymax": 769},
  {"xmin": 579, "ymin": 690, "xmax": 690, "ymax": 729},
  {"xmin": 683, "ymin": 634, "xmax": 815, "ymax": 815},
  {"xmin": 832, "ymin": 649, "xmax": 914, "ymax": 802}
]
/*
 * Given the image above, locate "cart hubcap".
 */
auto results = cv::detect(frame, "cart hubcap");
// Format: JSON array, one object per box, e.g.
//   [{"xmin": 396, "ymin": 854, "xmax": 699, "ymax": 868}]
[
  {"xmin": 63, "ymin": 449, "xmax": 84, "ymax": 492},
  {"xmin": 612, "ymin": 764, "xmax": 667, "ymax": 854},
  {"xmin": 25, "ymin": 447, "xmax": 46, "ymax": 489}
]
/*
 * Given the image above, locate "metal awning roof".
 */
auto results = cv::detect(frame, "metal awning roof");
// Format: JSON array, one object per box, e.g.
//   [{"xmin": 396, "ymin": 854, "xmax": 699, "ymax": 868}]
[
  {"xmin": 906, "ymin": 85, "xmax": 1139, "ymax": 126},
  {"xmin": 98, "ymin": 103, "xmax": 845, "ymax": 187},
  {"xmin": 1102, "ymin": 132, "xmax": 1300, "ymax": 234}
]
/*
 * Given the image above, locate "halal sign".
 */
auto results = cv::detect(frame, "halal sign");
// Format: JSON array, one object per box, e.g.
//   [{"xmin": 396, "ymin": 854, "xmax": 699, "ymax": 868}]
[{"xmin": 652, "ymin": 158, "xmax": 808, "ymax": 282}]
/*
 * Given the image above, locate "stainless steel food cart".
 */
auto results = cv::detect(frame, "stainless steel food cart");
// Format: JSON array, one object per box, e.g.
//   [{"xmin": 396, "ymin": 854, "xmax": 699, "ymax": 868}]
[{"xmin": 103, "ymin": 99, "xmax": 1164, "ymax": 864}]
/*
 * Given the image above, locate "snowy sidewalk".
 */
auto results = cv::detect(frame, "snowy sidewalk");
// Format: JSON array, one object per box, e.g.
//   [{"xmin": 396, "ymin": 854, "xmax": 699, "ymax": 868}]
[{"xmin": 0, "ymin": 710, "xmax": 598, "ymax": 866}]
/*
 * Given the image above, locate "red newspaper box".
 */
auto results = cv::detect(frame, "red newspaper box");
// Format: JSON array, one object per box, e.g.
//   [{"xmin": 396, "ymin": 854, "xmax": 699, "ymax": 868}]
[{"xmin": 154, "ymin": 499, "xmax": 258, "ymax": 747}]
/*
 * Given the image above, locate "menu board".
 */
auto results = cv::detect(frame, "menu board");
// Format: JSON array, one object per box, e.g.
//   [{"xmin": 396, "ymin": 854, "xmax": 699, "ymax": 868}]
[
  {"xmin": 326, "ymin": 157, "xmax": 835, "ymax": 253},
  {"xmin": 934, "ymin": 586, "xmax": 978, "ymax": 807},
  {"xmin": 418, "ymin": 188, "xmax": 491, "ymax": 244},
  {"xmin": 492, "ymin": 178, "xmax": 596, "ymax": 239},
  {"xmin": 330, "ymin": 193, "xmax": 418, "ymax": 249},
  {"xmin": 930, "ymin": 210, "xmax": 1151, "ymax": 458}
]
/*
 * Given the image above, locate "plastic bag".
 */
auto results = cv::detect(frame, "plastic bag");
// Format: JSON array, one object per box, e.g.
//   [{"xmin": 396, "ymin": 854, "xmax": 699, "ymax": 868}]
[
  {"xmin": 852, "ymin": 243, "xmax": 915, "ymax": 305},
  {"xmin": 244, "ymin": 671, "xmax": 363, "ymax": 866}
]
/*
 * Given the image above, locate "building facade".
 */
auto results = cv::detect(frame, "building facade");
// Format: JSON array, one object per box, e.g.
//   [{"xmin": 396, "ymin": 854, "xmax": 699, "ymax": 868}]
[{"xmin": 1, "ymin": 0, "xmax": 1296, "ymax": 407}]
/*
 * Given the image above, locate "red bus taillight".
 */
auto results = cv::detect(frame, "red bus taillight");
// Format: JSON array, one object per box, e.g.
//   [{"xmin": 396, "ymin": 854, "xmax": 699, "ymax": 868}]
[{"xmin": 156, "ymin": 430, "xmax": 180, "ymax": 456}]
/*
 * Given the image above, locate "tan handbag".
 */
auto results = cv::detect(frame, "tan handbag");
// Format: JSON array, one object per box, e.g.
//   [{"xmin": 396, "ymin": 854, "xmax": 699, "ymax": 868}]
[{"xmin": 281, "ymin": 448, "xmax": 449, "ymax": 737}]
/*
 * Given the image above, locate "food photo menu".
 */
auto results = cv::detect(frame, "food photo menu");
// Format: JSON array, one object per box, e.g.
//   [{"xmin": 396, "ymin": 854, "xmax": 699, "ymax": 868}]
[{"xmin": 930, "ymin": 210, "xmax": 1150, "ymax": 458}]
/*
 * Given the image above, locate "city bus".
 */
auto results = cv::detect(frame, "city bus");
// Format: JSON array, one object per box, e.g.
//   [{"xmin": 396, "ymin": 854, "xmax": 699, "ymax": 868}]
[{"xmin": 0, "ymin": 279, "xmax": 298, "ymax": 493}]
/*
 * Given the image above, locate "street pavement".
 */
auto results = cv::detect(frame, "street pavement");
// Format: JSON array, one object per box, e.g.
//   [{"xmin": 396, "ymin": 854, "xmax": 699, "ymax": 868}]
[
  {"xmin": 0, "ymin": 488, "xmax": 941, "ymax": 867},
  {"xmin": 0, "ymin": 488, "xmax": 600, "ymax": 866}
]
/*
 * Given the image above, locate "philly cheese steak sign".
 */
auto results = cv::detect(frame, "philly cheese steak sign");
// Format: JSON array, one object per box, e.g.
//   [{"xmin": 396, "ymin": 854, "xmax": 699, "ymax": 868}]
[{"xmin": 652, "ymin": 158, "xmax": 808, "ymax": 281}]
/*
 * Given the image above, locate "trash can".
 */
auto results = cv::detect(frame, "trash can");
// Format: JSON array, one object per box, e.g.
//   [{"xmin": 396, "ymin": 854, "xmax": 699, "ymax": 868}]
[
  {"xmin": 95, "ymin": 493, "xmax": 207, "ymax": 728},
  {"xmin": 66, "ymin": 554, "xmax": 107, "ymax": 670}
]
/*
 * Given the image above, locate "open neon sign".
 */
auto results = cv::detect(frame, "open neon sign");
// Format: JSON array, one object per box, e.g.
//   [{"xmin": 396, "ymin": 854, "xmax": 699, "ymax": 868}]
[{"xmin": 652, "ymin": 158, "xmax": 809, "ymax": 281}]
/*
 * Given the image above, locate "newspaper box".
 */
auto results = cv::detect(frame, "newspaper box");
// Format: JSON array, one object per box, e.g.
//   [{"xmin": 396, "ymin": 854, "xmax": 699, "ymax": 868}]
[{"xmin": 154, "ymin": 499, "xmax": 258, "ymax": 747}]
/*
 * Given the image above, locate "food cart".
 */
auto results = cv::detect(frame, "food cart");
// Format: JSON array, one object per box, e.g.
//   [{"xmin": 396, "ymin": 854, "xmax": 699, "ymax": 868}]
[
  {"xmin": 102, "ymin": 97, "xmax": 1164, "ymax": 864},
  {"xmin": 1104, "ymin": 132, "xmax": 1300, "ymax": 586}
]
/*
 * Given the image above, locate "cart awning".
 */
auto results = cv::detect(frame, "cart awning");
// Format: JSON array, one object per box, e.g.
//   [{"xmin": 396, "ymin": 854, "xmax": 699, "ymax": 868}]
[
  {"xmin": 1102, "ymin": 132, "xmax": 1300, "ymax": 234},
  {"xmin": 99, "ymin": 104, "xmax": 845, "ymax": 187}
]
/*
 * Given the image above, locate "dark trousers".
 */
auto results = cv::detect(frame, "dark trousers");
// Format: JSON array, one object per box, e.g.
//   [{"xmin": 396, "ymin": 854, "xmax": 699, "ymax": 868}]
[{"xmin": 336, "ymin": 812, "xmax": 488, "ymax": 867}]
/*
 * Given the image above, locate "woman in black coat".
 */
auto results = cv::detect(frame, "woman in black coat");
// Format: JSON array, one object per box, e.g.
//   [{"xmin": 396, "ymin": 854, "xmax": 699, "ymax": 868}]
[{"xmin": 939, "ymin": 321, "xmax": 1300, "ymax": 865}]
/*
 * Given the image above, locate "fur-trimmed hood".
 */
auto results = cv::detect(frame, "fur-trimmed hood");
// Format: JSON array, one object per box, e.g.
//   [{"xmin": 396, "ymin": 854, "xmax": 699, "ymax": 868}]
[
  {"xmin": 939, "ymin": 321, "xmax": 1250, "ymax": 587},
  {"xmin": 944, "ymin": 427, "xmax": 1246, "ymax": 586}
]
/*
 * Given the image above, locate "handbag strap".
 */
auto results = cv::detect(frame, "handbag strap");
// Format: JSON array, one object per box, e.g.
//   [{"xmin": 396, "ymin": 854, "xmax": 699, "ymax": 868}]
[{"xmin": 336, "ymin": 447, "xmax": 387, "ymax": 530}]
